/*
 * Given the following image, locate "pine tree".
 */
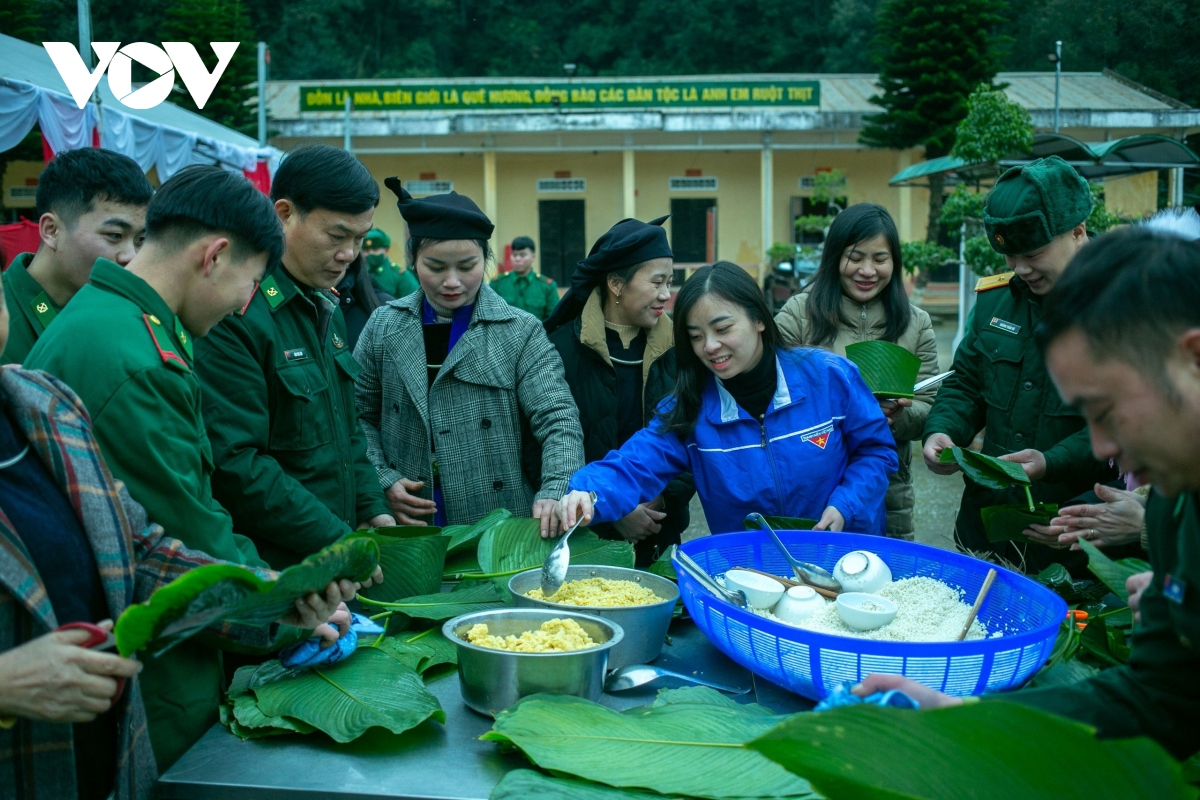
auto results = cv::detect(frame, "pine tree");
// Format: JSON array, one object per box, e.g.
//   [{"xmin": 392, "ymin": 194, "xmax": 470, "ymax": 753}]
[
  {"xmin": 0, "ymin": 0, "xmax": 42, "ymax": 42},
  {"xmin": 860, "ymin": 0, "xmax": 1008, "ymax": 280},
  {"xmin": 163, "ymin": 0, "xmax": 258, "ymax": 134}
]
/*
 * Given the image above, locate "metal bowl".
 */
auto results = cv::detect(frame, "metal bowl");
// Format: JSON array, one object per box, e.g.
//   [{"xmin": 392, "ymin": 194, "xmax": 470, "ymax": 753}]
[
  {"xmin": 442, "ymin": 608, "xmax": 624, "ymax": 716},
  {"xmin": 508, "ymin": 565, "xmax": 679, "ymax": 669}
]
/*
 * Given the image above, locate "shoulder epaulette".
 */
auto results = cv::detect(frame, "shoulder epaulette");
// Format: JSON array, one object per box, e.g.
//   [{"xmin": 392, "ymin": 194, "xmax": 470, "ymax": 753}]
[
  {"xmin": 542, "ymin": 276, "xmax": 555, "ymax": 286},
  {"xmin": 142, "ymin": 314, "xmax": 190, "ymax": 373},
  {"xmin": 974, "ymin": 272, "xmax": 1015, "ymax": 293}
]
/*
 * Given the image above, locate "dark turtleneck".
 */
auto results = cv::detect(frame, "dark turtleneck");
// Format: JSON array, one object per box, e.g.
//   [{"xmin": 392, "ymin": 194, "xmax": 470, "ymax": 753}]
[{"xmin": 721, "ymin": 343, "xmax": 777, "ymax": 421}]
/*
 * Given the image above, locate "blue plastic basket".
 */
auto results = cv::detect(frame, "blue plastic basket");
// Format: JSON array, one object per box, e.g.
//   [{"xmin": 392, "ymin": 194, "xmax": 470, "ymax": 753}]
[{"xmin": 676, "ymin": 530, "xmax": 1067, "ymax": 701}]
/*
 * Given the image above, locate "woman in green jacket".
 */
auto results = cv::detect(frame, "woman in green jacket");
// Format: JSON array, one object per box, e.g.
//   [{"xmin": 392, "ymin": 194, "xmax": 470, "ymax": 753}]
[{"xmin": 775, "ymin": 204, "xmax": 938, "ymax": 539}]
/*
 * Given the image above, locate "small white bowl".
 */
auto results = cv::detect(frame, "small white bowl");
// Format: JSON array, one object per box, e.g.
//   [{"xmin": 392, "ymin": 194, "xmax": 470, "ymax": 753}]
[
  {"xmin": 836, "ymin": 592, "xmax": 898, "ymax": 631},
  {"xmin": 773, "ymin": 585, "xmax": 827, "ymax": 624},
  {"xmin": 724, "ymin": 570, "xmax": 785, "ymax": 609},
  {"xmin": 833, "ymin": 550, "xmax": 893, "ymax": 594}
]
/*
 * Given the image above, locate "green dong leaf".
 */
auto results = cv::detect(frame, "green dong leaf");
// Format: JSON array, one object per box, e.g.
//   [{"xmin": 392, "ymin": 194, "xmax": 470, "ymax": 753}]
[
  {"xmin": 748, "ymin": 702, "xmax": 1196, "ymax": 800},
  {"xmin": 442, "ymin": 508, "xmax": 512, "ymax": 556},
  {"xmin": 354, "ymin": 527, "xmax": 448, "ymax": 604},
  {"xmin": 938, "ymin": 446, "xmax": 1030, "ymax": 490},
  {"xmin": 476, "ymin": 518, "xmax": 634, "ymax": 577},
  {"xmin": 981, "ymin": 503, "xmax": 1057, "ymax": 542},
  {"xmin": 845, "ymin": 340, "xmax": 922, "ymax": 398},
  {"xmin": 482, "ymin": 688, "xmax": 814, "ymax": 799},
  {"xmin": 1079, "ymin": 538, "xmax": 1152, "ymax": 602},
  {"xmin": 490, "ymin": 770, "xmax": 675, "ymax": 800},
  {"xmin": 114, "ymin": 537, "xmax": 380, "ymax": 657},
  {"xmin": 359, "ymin": 580, "xmax": 506, "ymax": 621}
]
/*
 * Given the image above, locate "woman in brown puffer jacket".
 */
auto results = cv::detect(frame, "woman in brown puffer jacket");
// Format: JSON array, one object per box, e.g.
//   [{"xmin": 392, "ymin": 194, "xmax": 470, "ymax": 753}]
[{"xmin": 775, "ymin": 204, "xmax": 938, "ymax": 539}]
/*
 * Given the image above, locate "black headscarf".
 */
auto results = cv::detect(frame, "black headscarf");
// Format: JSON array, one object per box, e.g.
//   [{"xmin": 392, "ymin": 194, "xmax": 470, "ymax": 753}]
[
  {"xmin": 383, "ymin": 177, "xmax": 494, "ymax": 240},
  {"xmin": 543, "ymin": 215, "xmax": 672, "ymax": 334}
]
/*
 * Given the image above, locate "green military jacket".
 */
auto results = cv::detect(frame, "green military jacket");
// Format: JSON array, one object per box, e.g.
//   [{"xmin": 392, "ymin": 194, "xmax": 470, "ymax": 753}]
[
  {"xmin": 23, "ymin": 258, "xmax": 270, "ymax": 770},
  {"xmin": 1, "ymin": 253, "xmax": 60, "ymax": 366},
  {"xmin": 195, "ymin": 262, "xmax": 390, "ymax": 568},
  {"xmin": 1007, "ymin": 489, "xmax": 1200, "ymax": 759},
  {"xmin": 923, "ymin": 273, "xmax": 1112, "ymax": 563},
  {"xmin": 369, "ymin": 255, "xmax": 419, "ymax": 298},
  {"xmin": 491, "ymin": 270, "xmax": 559, "ymax": 321}
]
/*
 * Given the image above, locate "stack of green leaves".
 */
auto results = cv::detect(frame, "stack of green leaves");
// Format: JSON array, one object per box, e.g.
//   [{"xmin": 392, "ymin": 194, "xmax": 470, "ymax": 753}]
[
  {"xmin": 220, "ymin": 630, "xmax": 456, "ymax": 742},
  {"xmin": 484, "ymin": 689, "xmax": 1194, "ymax": 799},
  {"xmin": 844, "ymin": 340, "xmax": 923, "ymax": 398},
  {"xmin": 113, "ymin": 537, "xmax": 380, "ymax": 657},
  {"xmin": 938, "ymin": 445, "xmax": 1052, "ymax": 539}
]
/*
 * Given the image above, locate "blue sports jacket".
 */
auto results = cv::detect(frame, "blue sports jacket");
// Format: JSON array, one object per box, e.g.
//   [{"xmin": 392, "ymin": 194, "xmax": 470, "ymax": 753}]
[{"xmin": 568, "ymin": 347, "xmax": 898, "ymax": 535}]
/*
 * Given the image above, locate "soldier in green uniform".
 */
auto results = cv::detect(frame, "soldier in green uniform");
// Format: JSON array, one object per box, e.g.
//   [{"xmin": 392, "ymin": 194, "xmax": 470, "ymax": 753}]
[
  {"xmin": 362, "ymin": 227, "xmax": 419, "ymax": 297},
  {"xmin": 1, "ymin": 148, "xmax": 152, "ymax": 364},
  {"xmin": 858, "ymin": 221, "xmax": 1200, "ymax": 761},
  {"xmin": 492, "ymin": 235, "xmax": 559, "ymax": 320},
  {"xmin": 922, "ymin": 156, "xmax": 1114, "ymax": 573},
  {"xmin": 25, "ymin": 166, "xmax": 302, "ymax": 769},
  {"xmin": 195, "ymin": 145, "xmax": 395, "ymax": 569}
]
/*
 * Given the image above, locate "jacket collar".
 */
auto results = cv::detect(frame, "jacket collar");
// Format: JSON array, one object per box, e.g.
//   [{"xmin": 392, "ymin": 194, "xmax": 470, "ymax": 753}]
[
  {"xmin": 4, "ymin": 253, "xmax": 59, "ymax": 336},
  {"xmin": 389, "ymin": 282, "xmax": 519, "ymax": 323},
  {"xmin": 91, "ymin": 259, "xmax": 194, "ymax": 364},
  {"xmin": 712, "ymin": 352, "xmax": 798, "ymax": 424},
  {"xmin": 578, "ymin": 287, "xmax": 673, "ymax": 385}
]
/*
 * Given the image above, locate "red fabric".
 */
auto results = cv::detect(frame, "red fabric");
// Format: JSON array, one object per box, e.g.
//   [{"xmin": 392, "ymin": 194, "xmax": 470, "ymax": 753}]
[
  {"xmin": 0, "ymin": 221, "xmax": 41, "ymax": 270},
  {"xmin": 40, "ymin": 128, "xmax": 101, "ymax": 163},
  {"xmin": 243, "ymin": 161, "xmax": 271, "ymax": 194}
]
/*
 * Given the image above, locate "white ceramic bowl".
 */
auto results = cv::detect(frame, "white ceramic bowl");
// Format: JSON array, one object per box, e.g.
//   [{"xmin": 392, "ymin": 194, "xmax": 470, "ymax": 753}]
[
  {"xmin": 724, "ymin": 569, "xmax": 785, "ymax": 610},
  {"xmin": 772, "ymin": 585, "xmax": 827, "ymax": 624},
  {"xmin": 836, "ymin": 592, "xmax": 898, "ymax": 631},
  {"xmin": 833, "ymin": 550, "xmax": 893, "ymax": 594}
]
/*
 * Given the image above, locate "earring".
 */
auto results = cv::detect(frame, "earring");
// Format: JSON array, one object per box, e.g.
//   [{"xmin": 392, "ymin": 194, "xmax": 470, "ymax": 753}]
[{"xmin": 615, "ymin": 294, "xmax": 621, "ymax": 305}]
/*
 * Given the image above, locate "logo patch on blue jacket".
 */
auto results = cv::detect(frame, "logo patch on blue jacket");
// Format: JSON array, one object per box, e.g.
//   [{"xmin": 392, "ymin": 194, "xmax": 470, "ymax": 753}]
[{"xmin": 801, "ymin": 422, "xmax": 834, "ymax": 450}]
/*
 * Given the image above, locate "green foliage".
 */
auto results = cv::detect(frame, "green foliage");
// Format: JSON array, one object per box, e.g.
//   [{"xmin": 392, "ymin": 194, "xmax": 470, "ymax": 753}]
[
  {"xmin": 221, "ymin": 647, "xmax": 444, "ymax": 742},
  {"xmin": 981, "ymin": 503, "xmax": 1058, "ymax": 542},
  {"xmin": 963, "ymin": 235, "xmax": 1008, "ymax": 276},
  {"xmin": 748, "ymin": 701, "xmax": 1196, "ymax": 800},
  {"xmin": 359, "ymin": 580, "xmax": 506, "ymax": 621},
  {"xmin": 0, "ymin": 0, "xmax": 42, "ymax": 41},
  {"xmin": 938, "ymin": 446, "xmax": 1029, "ymax": 489},
  {"xmin": 1088, "ymin": 184, "xmax": 1134, "ymax": 234},
  {"xmin": 860, "ymin": 0, "xmax": 1009, "ymax": 158},
  {"xmin": 443, "ymin": 508, "xmax": 512, "ymax": 556},
  {"xmin": 792, "ymin": 215, "xmax": 836, "ymax": 234},
  {"xmin": 491, "ymin": 770, "xmax": 662, "ymax": 800},
  {"xmin": 938, "ymin": 185, "xmax": 987, "ymax": 233},
  {"xmin": 811, "ymin": 169, "xmax": 847, "ymax": 206},
  {"xmin": 483, "ymin": 688, "xmax": 814, "ymax": 799},
  {"xmin": 899, "ymin": 241, "xmax": 954, "ymax": 276},
  {"xmin": 162, "ymin": 0, "xmax": 258, "ymax": 134},
  {"xmin": 474, "ymin": 519, "xmax": 634, "ymax": 578},
  {"xmin": 766, "ymin": 242, "xmax": 796, "ymax": 266},
  {"xmin": 844, "ymin": 340, "xmax": 923, "ymax": 398},
  {"xmin": 1079, "ymin": 539, "xmax": 1152, "ymax": 602},
  {"xmin": 352, "ymin": 526, "xmax": 447, "ymax": 604},
  {"xmin": 113, "ymin": 537, "xmax": 379, "ymax": 657},
  {"xmin": 950, "ymin": 84, "xmax": 1034, "ymax": 165}
]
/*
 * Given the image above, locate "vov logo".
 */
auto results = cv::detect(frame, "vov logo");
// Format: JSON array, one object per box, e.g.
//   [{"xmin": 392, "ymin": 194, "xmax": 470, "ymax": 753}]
[{"xmin": 43, "ymin": 42, "xmax": 240, "ymax": 111}]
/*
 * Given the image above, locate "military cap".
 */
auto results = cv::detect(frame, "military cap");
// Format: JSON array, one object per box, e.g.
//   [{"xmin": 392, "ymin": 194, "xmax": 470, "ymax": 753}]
[
  {"xmin": 383, "ymin": 177, "xmax": 494, "ymax": 240},
  {"xmin": 983, "ymin": 155, "xmax": 1093, "ymax": 256},
  {"xmin": 364, "ymin": 228, "xmax": 391, "ymax": 249},
  {"xmin": 543, "ymin": 215, "xmax": 672, "ymax": 333}
]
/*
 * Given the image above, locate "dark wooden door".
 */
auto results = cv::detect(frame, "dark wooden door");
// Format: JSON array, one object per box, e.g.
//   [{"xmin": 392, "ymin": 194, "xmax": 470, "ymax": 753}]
[{"xmin": 538, "ymin": 199, "xmax": 586, "ymax": 285}]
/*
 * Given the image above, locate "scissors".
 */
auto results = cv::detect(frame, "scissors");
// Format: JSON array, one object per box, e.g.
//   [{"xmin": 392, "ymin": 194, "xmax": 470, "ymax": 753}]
[{"xmin": 57, "ymin": 622, "xmax": 127, "ymax": 702}]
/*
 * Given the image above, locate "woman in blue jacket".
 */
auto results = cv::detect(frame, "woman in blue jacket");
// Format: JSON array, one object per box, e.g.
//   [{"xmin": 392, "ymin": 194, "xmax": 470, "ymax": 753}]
[{"xmin": 556, "ymin": 261, "xmax": 897, "ymax": 536}]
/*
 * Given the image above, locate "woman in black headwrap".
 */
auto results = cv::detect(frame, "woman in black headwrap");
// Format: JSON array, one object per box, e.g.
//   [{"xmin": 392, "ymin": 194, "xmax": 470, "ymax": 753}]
[
  {"xmin": 544, "ymin": 216, "xmax": 693, "ymax": 563},
  {"xmin": 353, "ymin": 179, "xmax": 584, "ymax": 536}
]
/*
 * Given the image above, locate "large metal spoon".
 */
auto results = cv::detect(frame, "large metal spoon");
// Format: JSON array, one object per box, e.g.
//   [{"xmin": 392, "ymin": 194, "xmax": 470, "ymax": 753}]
[
  {"xmin": 605, "ymin": 664, "xmax": 751, "ymax": 694},
  {"xmin": 673, "ymin": 551, "xmax": 748, "ymax": 608},
  {"xmin": 744, "ymin": 513, "xmax": 842, "ymax": 592},
  {"xmin": 539, "ymin": 518, "xmax": 584, "ymax": 597}
]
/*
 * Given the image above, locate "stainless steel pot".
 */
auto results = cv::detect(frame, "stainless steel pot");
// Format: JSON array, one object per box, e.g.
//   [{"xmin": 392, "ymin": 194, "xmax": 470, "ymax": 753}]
[
  {"xmin": 442, "ymin": 608, "xmax": 623, "ymax": 717},
  {"xmin": 508, "ymin": 565, "xmax": 678, "ymax": 669}
]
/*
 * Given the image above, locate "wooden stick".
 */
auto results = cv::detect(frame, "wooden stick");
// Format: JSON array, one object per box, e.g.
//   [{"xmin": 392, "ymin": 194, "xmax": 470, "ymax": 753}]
[
  {"xmin": 733, "ymin": 566, "xmax": 840, "ymax": 600},
  {"xmin": 958, "ymin": 568, "xmax": 997, "ymax": 641}
]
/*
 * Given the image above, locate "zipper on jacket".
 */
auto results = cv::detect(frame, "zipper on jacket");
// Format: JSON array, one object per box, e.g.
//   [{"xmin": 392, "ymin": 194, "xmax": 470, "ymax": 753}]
[
  {"xmin": 760, "ymin": 415, "xmax": 787, "ymax": 510},
  {"xmin": 860, "ymin": 303, "xmax": 867, "ymax": 321}
]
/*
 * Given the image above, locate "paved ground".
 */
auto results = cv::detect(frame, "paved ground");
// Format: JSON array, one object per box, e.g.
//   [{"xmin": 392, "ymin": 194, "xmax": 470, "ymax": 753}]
[{"xmin": 682, "ymin": 319, "xmax": 963, "ymax": 550}]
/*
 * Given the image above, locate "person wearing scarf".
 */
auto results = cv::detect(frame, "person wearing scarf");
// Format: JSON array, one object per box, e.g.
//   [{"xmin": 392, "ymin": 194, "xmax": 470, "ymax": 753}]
[
  {"xmin": 543, "ymin": 216, "xmax": 694, "ymax": 564},
  {"xmin": 354, "ymin": 180, "xmax": 584, "ymax": 536}
]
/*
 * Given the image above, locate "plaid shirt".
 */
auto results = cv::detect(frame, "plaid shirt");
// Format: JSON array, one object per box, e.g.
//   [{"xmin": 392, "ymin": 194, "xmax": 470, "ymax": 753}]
[{"xmin": 0, "ymin": 365, "xmax": 273, "ymax": 800}]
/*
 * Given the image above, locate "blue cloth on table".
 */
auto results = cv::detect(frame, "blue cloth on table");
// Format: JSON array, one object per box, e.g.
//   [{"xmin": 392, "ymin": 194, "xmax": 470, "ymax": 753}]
[
  {"xmin": 278, "ymin": 613, "xmax": 385, "ymax": 669},
  {"xmin": 814, "ymin": 680, "xmax": 921, "ymax": 712}
]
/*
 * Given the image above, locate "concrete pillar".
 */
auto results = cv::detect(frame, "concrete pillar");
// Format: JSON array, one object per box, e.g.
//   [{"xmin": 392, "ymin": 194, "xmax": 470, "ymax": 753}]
[
  {"xmin": 1169, "ymin": 167, "xmax": 1185, "ymax": 207},
  {"xmin": 761, "ymin": 133, "xmax": 773, "ymax": 272},
  {"xmin": 622, "ymin": 149, "xmax": 636, "ymax": 219},
  {"xmin": 483, "ymin": 150, "xmax": 497, "ymax": 243}
]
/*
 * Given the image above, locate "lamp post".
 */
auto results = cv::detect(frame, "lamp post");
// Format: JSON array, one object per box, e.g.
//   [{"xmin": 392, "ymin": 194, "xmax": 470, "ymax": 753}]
[
  {"xmin": 257, "ymin": 42, "xmax": 269, "ymax": 148},
  {"xmin": 343, "ymin": 92, "xmax": 352, "ymax": 152},
  {"xmin": 1047, "ymin": 41, "xmax": 1062, "ymax": 133}
]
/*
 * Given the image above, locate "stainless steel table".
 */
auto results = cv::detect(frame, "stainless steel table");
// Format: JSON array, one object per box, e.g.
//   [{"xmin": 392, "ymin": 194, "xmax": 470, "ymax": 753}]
[{"xmin": 158, "ymin": 620, "xmax": 814, "ymax": 799}]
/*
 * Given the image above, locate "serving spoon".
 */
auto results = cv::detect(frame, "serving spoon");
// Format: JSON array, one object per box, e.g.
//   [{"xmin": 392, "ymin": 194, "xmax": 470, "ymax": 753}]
[
  {"xmin": 539, "ymin": 519, "xmax": 584, "ymax": 596},
  {"xmin": 605, "ymin": 664, "xmax": 751, "ymax": 694},
  {"xmin": 672, "ymin": 551, "xmax": 748, "ymax": 608},
  {"xmin": 744, "ymin": 513, "xmax": 842, "ymax": 593}
]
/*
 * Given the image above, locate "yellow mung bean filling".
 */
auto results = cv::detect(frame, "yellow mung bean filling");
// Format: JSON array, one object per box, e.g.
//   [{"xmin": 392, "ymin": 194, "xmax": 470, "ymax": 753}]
[
  {"xmin": 526, "ymin": 577, "xmax": 662, "ymax": 607},
  {"xmin": 465, "ymin": 617, "xmax": 598, "ymax": 652}
]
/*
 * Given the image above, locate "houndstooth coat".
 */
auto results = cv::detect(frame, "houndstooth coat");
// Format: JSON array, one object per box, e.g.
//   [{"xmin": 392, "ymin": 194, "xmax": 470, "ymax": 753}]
[{"xmin": 354, "ymin": 284, "xmax": 584, "ymax": 525}]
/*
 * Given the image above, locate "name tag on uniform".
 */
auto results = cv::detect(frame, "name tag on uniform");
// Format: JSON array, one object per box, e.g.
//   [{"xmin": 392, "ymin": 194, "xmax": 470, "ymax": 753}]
[
  {"xmin": 1163, "ymin": 574, "xmax": 1187, "ymax": 604},
  {"xmin": 989, "ymin": 317, "xmax": 1021, "ymax": 335},
  {"xmin": 284, "ymin": 348, "xmax": 308, "ymax": 362}
]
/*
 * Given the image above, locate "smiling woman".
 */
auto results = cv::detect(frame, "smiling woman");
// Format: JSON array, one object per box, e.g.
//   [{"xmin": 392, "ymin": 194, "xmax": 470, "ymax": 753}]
[{"xmin": 557, "ymin": 261, "xmax": 898, "ymax": 538}]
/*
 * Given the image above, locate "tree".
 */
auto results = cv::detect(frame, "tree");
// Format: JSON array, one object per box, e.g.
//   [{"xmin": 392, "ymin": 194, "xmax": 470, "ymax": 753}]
[
  {"xmin": 859, "ymin": 0, "xmax": 1009, "ymax": 286},
  {"xmin": 0, "ymin": 0, "xmax": 42, "ymax": 42},
  {"xmin": 162, "ymin": 0, "xmax": 258, "ymax": 134},
  {"xmin": 951, "ymin": 84, "xmax": 1033, "ymax": 166}
]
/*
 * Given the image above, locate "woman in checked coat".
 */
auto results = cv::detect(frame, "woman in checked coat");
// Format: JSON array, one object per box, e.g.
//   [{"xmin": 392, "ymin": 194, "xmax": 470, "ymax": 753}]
[{"xmin": 354, "ymin": 180, "xmax": 583, "ymax": 536}]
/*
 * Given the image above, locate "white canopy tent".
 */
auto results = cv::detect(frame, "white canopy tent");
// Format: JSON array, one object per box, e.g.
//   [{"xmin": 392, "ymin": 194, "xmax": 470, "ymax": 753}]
[{"xmin": 0, "ymin": 34, "xmax": 280, "ymax": 182}]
